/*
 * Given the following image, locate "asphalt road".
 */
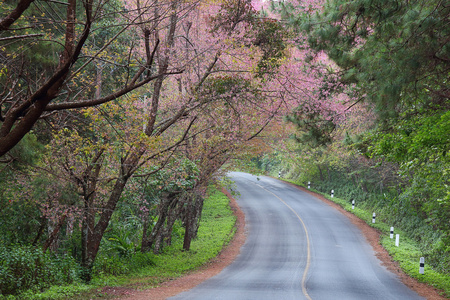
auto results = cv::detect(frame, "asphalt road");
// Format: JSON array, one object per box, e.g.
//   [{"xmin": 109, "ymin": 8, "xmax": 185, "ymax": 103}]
[{"xmin": 169, "ymin": 172, "xmax": 424, "ymax": 300}]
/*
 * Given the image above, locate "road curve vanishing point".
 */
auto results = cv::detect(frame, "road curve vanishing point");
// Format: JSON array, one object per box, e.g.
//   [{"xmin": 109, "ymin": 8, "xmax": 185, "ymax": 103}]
[{"xmin": 169, "ymin": 172, "xmax": 424, "ymax": 300}]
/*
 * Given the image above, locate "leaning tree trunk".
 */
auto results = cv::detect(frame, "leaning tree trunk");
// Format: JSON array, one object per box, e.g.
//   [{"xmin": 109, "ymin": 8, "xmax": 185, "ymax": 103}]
[
  {"xmin": 80, "ymin": 149, "xmax": 144, "ymax": 282},
  {"xmin": 183, "ymin": 193, "xmax": 204, "ymax": 251},
  {"xmin": 191, "ymin": 194, "xmax": 204, "ymax": 239},
  {"xmin": 81, "ymin": 176, "xmax": 130, "ymax": 281},
  {"xmin": 43, "ymin": 213, "xmax": 67, "ymax": 252},
  {"xmin": 182, "ymin": 199, "xmax": 194, "ymax": 251},
  {"xmin": 154, "ymin": 193, "xmax": 182, "ymax": 253},
  {"xmin": 162, "ymin": 196, "xmax": 185, "ymax": 247},
  {"xmin": 141, "ymin": 192, "xmax": 179, "ymax": 253}
]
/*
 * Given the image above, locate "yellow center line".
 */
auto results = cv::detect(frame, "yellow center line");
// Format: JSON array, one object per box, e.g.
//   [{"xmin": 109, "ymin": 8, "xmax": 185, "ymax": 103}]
[{"xmin": 256, "ymin": 183, "xmax": 312, "ymax": 300}]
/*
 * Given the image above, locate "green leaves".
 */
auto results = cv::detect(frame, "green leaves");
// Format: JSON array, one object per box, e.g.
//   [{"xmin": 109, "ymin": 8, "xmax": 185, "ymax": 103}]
[
  {"xmin": 252, "ymin": 19, "xmax": 289, "ymax": 76},
  {"xmin": 366, "ymin": 110, "xmax": 450, "ymax": 239},
  {"xmin": 370, "ymin": 111, "xmax": 450, "ymax": 163},
  {"xmin": 144, "ymin": 159, "xmax": 200, "ymax": 194},
  {"xmin": 293, "ymin": 0, "xmax": 450, "ymax": 121},
  {"xmin": 0, "ymin": 245, "xmax": 80, "ymax": 296}
]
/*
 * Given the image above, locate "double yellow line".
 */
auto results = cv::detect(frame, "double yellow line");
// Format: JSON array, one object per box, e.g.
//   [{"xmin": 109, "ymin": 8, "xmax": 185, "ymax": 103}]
[{"xmin": 255, "ymin": 183, "xmax": 312, "ymax": 300}]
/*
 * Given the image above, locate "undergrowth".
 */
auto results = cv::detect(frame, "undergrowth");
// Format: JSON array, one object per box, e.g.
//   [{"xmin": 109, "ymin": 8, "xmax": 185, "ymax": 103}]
[{"xmin": 0, "ymin": 188, "xmax": 236, "ymax": 299}]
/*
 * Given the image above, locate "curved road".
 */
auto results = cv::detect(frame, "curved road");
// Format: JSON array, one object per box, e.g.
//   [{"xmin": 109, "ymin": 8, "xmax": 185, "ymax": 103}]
[{"xmin": 169, "ymin": 172, "xmax": 424, "ymax": 300}]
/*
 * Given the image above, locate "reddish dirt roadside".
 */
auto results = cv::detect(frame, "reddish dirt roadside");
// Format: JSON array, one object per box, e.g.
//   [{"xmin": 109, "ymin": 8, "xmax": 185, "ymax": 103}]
[{"xmin": 102, "ymin": 185, "xmax": 446, "ymax": 300}]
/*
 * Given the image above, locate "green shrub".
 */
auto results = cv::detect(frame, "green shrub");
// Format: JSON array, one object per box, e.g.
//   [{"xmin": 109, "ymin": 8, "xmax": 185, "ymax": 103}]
[
  {"xmin": 92, "ymin": 255, "xmax": 130, "ymax": 277},
  {"xmin": 127, "ymin": 252, "xmax": 156, "ymax": 271},
  {"xmin": 0, "ymin": 245, "xmax": 79, "ymax": 296},
  {"xmin": 92, "ymin": 251, "xmax": 156, "ymax": 277}
]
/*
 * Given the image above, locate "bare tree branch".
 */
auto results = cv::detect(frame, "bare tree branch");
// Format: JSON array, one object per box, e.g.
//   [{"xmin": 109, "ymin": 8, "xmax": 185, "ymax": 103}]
[{"xmin": 0, "ymin": 33, "xmax": 44, "ymax": 42}]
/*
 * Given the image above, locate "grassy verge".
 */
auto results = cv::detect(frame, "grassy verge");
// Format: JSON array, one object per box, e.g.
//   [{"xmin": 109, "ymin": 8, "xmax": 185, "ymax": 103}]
[
  {"xmin": 11, "ymin": 187, "xmax": 236, "ymax": 300},
  {"xmin": 285, "ymin": 179, "xmax": 450, "ymax": 298}
]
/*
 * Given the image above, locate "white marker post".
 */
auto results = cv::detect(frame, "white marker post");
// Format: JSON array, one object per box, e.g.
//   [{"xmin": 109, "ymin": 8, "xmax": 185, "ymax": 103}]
[
  {"xmin": 390, "ymin": 227, "xmax": 394, "ymax": 239},
  {"xmin": 278, "ymin": 171, "xmax": 281, "ymax": 178},
  {"xmin": 331, "ymin": 190, "xmax": 334, "ymax": 198},
  {"xmin": 395, "ymin": 234, "xmax": 400, "ymax": 247},
  {"xmin": 372, "ymin": 212, "xmax": 376, "ymax": 223},
  {"xmin": 352, "ymin": 200, "xmax": 355, "ymax": 210},
  {"xmin": 308, "ymin": 181, "xmax": 311, "ymax": 189},
  {"xmin": 419, "ymin": 257, "xmax": 425, "ymax": 274}
]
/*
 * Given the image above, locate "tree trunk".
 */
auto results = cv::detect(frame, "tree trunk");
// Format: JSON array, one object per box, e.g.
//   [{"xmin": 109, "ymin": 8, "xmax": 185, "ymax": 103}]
[
  {"xmin": 0, "ymin": 0, "xmax": 35, "ymax": 31},
  {"xmin": 141, "ymin": 192, "xmax": 179, "ymax": 253},
  {"xmin": 163, "ymin": 198, "xmax": 182, "ymax": 247},
  {"xmin": 80, "ymin": 149, "xmax": 143, "ymax": 281},
  {"xmin": 183, "ymin": 193, "xmax": 204, "ymax": 251},
  {"xmin": 81, "ymin": 195, "xmax": 96, "ymax": 278},
  {"xmin": 82, "ymin": 176, "xmax": 128, "ymax": 280},
  {"xmin": 192, "ymin": 195, "xmax": 204, "ymax": 239},
  {"xmin": 43, "ymin": 213, "xmax": 67, "ymax": 252},
  {"xmin": 32, "ymin": 217, "xmax": 46, "ymax": 246},
  {"xmin": 79, "ymin": 151, "xmax": 103, "ymax": 280},
  {"xmin": 154, "ymin": 193, "xmax": 180, "ymax": 253},
  {"xmin": 317, "ymin": 165, "xmax": 324, "ymax": 181},
  {"xmin": 182, "ymin": 198, "xmax": 194, "ymax": 251},
  {"xmin": 0, "ymin": 0, "xmax": 82, "ymax": 157}
]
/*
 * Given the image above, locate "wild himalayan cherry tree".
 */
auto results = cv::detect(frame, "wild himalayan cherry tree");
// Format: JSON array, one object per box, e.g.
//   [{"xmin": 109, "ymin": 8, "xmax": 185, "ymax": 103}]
[
  {"xmin": 135, "ymin": 0, "xmax": 351, "ymax": 253},
  {"xmin": 0, "ymin": 0, "xmax": 184, "ymax": 157},
  {"xmin": 254, "ymin": 0, "xmax": 362, "ymax": 155},
  {"xmin": 20, "ymin": 0, "xmax": 296, "ymax": 279},
  {"xmin": 141, "ymin": 73, "xmax": 284, "ymax": 252},
  {"xmin": 3, "ymin": 0, "xmax": 353, "ymax": 280}
]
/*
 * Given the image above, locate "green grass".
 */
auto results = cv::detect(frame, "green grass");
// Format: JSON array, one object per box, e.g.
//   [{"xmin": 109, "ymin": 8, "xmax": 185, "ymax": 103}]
[
  {"xmin": 4, "ymin": 187, "xmax": 237, "ymax": 300},
  {"xmin": 285, "ymin": 179, "xmax": 450, "ymax": 298},
  {"xmin": 88, "ymin": 187, "xmax": 237, "ymax": 295},
  {"xmin": 123, "ymin": 188, "xmax": 237, "ymax": 282},
  {"xmin": 382, "ymin": 234, "xmax": 450, "ymax": 297}
]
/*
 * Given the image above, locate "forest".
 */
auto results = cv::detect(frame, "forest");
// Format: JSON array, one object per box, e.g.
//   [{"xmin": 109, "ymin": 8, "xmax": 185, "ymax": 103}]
[{"xmin": 0, "ymin": 0, "xmax": 448, "ymax": 298}]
